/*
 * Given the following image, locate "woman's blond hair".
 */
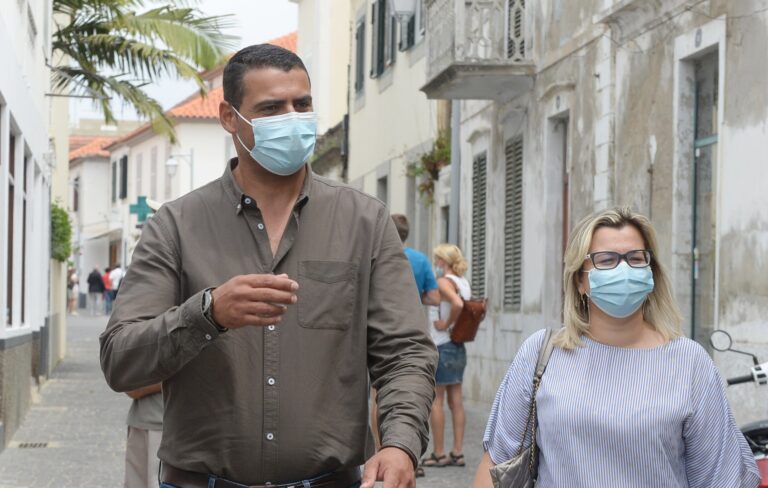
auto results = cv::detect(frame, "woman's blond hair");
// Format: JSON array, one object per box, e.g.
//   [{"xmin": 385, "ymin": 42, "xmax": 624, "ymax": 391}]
[
  {"xmin": 555, "ymin": 207, "xmax": 683, "ymax": 350},
  {"xmin": 433, "ymin": 244, "xmax": 468, "ymax": 277}
]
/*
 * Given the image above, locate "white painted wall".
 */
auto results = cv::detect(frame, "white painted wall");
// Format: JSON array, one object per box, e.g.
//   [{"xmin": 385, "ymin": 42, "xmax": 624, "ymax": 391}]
[
  {"xmin": 107, "ymin": 119, "xmax": 228, "ymax": 266},
  {"xmin": 0, "ymin": 0, "xmax": 53, "ymax": 338}
]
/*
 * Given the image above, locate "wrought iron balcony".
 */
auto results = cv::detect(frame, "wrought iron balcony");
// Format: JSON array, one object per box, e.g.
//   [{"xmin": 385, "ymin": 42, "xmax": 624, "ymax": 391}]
[{"xmin": 422, "ymin": 0, "xmax": 535, "ymax": 100}]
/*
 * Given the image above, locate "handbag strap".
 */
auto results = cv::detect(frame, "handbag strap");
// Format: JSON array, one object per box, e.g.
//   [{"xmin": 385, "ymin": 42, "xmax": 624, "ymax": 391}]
[{"xmin": 516, "ymin": 328, "xmax": 556, "ymax": 465}]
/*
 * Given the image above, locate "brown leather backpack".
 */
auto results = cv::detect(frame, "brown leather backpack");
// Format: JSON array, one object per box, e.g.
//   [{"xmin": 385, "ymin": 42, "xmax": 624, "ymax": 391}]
[{"xmin": 450, "ymin": 298, "xmax": 487, "ymax": 343}]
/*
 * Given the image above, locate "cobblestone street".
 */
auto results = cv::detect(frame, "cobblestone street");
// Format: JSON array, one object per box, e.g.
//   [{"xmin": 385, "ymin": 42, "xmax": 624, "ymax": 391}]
[{"xmin": 0, "ymin": 314, "xmax": 490, "ymax": 487}]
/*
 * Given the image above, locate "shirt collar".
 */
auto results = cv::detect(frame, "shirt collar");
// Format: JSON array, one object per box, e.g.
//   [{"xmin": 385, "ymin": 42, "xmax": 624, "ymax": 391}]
[{"xmin": 221, "ymin": 158, "xmax": 313, "ymax": 215}]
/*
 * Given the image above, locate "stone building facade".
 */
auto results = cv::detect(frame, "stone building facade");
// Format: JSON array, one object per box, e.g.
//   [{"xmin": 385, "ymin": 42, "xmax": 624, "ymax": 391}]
[{"xmin": 422, "ymin": 0, "xmax": 768, "ymax": 423}]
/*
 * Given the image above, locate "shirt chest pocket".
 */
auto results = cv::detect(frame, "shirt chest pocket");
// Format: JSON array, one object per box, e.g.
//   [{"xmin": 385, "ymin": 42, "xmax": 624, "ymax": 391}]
[{"xmin": 298, "ymin": 260, "xmax": 359, "ymax": 330}]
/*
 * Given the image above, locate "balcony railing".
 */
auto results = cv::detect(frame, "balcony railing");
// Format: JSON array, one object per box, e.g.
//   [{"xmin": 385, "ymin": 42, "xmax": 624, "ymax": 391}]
[{"xmin": 422, "ymin": 0, "xmax": 534, "ymax": 100}]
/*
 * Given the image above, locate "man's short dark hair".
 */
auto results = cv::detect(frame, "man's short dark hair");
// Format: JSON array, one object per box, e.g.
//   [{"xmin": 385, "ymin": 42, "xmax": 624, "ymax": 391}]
[
  {"xmin": 223, "ymin": 44, "xmax": 309, "ymax": 109},
  {"xmin": 391, "ymin": 214, "xmax": 409, "ymax": 242}
]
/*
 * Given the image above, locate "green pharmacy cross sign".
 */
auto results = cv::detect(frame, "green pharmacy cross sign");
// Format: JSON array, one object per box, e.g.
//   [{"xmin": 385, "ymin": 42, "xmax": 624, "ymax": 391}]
[{"xmin": 129, "ymin": 196, "xmax": 154, "ymax": 224}]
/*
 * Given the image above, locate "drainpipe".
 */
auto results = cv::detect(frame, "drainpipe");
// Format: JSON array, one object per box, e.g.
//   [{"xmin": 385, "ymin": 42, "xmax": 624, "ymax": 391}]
[{"xmin": 448, "ymin": 100, "xmax": 461, "ymax": 245}]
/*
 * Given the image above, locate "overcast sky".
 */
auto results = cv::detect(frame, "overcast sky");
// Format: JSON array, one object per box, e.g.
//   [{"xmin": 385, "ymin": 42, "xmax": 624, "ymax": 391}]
[{"xmin": 70, "ymin": 0, "xmax": 298, "ymax": 123}]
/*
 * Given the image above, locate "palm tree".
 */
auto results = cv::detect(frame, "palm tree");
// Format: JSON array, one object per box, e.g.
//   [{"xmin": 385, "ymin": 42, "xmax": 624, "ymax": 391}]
[{"xmin": 52, "ymin": 0, "xmax": 238, "ymax": 142}]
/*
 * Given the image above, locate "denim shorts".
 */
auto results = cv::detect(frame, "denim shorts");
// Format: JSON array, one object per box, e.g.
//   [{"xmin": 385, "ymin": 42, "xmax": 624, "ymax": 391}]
[{"xmin": 435, "ymin": 341, "xmax": 467, "ymax": 385}]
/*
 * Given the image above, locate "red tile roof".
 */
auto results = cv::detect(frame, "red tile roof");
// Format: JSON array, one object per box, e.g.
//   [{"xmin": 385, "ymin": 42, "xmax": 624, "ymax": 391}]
[
  {"xmin": 107, "ymin": 32, "xmax": 299, "ymax": 149},
  {"xmin": 69, "ymin": 136, "xmax": 118, "ymax": 161}
]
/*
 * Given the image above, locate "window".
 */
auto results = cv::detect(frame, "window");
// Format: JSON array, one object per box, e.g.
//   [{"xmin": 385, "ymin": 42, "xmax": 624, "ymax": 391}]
[
  {"xmin": 135, "ymin": 153, "xmax": 143, "ymax": 197},
  {"xmin": 6, "ymin": 136, "xmax": 15, "ymax": 325},
  {"xmin": 354, "ymin": 19, "xmax": 366, "ymax": 93},
  {"xmin": 73, "ymin": 177, "xmax": 80, "ymax": 212},
  {"xmin": 150, "ymin": 147, "xmax": 158, "ymax": 200},
  {"xmin": 370, "ymin": 0, "xmax": 397, "ymax": 78},
  {"xmin": 377, "ymin": 175, "xmax": 389, "ymax": 206},
  {"xmin": 21, "ymin": 158, "xmax": 28, "ymax": 324},
  {"xmin": 504, "ymin": 138, "xmax": 524, "ymax": 311},
  {"xmin": 507, "ymin": 0, "xmax": 526, "ymax": 61},
  {"xmin": 111, "ymin": 161, "xmax": 117, "ymax": 203},
  {"xmin": 27, "ymin": 5, "xmax": 37, "ymax": 46},
  {"xmin": 119, "ymin": 155, "xmax": 128, "ymax": 199},
  {"xmin": 399, "ymin": 0, "xmax": 425, "ymax": 51},
  {"xmin": 471, "ymin": 153, "xmax": 487, "ymax": 299},
  {"xmin": 164, "ymin": 144, "xmax": 173, "ymax": 200}
]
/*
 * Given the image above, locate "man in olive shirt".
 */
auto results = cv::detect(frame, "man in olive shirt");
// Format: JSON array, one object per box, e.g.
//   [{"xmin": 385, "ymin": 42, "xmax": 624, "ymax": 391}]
[{"xmin": 100, "ymin": 44, "xmax": 437, "ymax": 488}]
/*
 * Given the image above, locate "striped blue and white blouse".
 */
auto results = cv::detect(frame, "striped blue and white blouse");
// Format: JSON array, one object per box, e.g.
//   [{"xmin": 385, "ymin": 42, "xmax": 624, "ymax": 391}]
[{"xmin": 483, "ymin": 329, "xmax": 761, "ymax": 487}]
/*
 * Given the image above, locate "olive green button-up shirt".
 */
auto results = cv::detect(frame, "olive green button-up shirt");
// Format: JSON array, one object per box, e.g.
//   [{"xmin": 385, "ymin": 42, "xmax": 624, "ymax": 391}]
[{"xmin": 100, "ymin": 160, "xmax": 437, "ymax": 484}]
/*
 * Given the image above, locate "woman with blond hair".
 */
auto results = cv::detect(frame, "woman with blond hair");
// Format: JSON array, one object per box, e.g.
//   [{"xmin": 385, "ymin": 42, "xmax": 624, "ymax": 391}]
[
  {"xmin": 472, "ymin": 207, "xmax": 760, "ymax": 487},
  {"xmin": 422, "ymin": 243, "xmax": 471, "ymax": 469}
]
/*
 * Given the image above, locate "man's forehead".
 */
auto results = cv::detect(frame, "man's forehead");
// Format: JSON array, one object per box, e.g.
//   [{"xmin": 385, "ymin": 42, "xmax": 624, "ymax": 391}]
[{"xmin": 240, "ymin": 67, "xmax": 311, "ymax": 100}]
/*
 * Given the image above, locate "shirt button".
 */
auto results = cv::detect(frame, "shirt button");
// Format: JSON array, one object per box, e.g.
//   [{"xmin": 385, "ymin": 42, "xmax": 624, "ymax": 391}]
[
  {"xmin": 267, "ymin": 377, "xmax": 276, "ymax": 386},
  {"xmin": 257, "ymin": 223, "xmax": 265, "ymax": 230},
  {"xmin": 266, "ymin": 432, "xmax": 274, "ymax": 441},
  {"xmin": 244, "ymin": 198, "xmax": 252, "ymax": 205},
  {"xmin": 267, "ymin": 325, "xmax": 276, "ymax": 331},
  {"xmin": 204, "ymin": 334, "xmax": 212, "ymax": 341}
]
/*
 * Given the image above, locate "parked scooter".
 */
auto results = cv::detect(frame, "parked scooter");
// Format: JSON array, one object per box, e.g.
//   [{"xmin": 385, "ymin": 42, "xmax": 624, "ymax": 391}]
[{"xmin": 711, "ymin": 329, "xmax": 768, "ymax": 487}]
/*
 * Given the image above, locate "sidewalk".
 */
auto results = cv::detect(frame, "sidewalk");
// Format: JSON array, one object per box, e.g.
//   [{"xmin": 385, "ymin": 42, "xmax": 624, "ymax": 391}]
[
  {"xmin": 0, "ymin": 314, "xmax": 130, "ymax": 487},
  {"xmin": 0, "ymin": 313, "xmax": 492, "ymax": 487}
]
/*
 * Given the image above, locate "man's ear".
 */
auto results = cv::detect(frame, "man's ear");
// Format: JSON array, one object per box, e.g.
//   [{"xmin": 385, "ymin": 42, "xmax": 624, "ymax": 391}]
[{"xmin": 219, "ymin": 101, "xmax": 237, "ymax": 134}]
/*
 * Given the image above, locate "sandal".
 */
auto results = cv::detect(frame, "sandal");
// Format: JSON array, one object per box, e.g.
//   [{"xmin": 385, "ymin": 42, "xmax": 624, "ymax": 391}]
[
  {"xmin": 449, "ymin": 451, "xmax": 465, "ymax": 467},
  {"xmin": 421, "ymin": 452, "xmax": 450, "ymax": 467},
  {"xmin": 415, "ymin": 466, "xmax": 425, "ymax": 478}
]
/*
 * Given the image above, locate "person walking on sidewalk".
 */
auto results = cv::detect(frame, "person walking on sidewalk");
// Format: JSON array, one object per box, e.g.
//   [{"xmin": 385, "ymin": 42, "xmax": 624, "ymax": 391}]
[
  {"xmin": 87, "ymin": 268, "xmax": 105, "ymax": 316},
  {"xmin": 473, "ymin": 207, "xmax": 760, "ymax": 488},
  {"xmin": 124, "ymin": 383, "xmax": 163, "ymax": 488},
  {"xmin": 67, "ymin": 269, "xmax": 79, "ymax": 315},
  {"xmin": 103, "ymin": 266, "xmax": 113, "ymax": 315},
  {"xmin": 101, "ymin": 43, "xmax": 437, "ymax": 488},
  {"xmin": 422, "ymin": 244, "xmax": 471, "ymax": 470},
  {"xmin": 109, "ymin": 264, "xmax": 124, "ymax": 299}
]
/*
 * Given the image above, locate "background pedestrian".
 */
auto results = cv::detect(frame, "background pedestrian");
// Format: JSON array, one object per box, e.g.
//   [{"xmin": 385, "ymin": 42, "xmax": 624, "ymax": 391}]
[
  {"xmin": 87, "ymin": 267, "xmax": 105, "ymax": 315},
  {"xmin": 103, "ymin": 267, "xmax": 113, "ymax": 314},
  {"xmin": 422, "ymin": 244, "xmax": 470, "ymax": 469}
]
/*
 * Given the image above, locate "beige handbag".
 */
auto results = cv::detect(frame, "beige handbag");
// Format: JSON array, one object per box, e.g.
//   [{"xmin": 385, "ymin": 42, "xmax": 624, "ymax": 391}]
[{"xmin": 489, "ymin": 329, "xmax": 555, "ymax": 488}]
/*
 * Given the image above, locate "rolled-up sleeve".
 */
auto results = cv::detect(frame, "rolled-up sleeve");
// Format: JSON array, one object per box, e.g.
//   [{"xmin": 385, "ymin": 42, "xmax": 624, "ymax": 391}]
[
  {"xmin": 99, "ymin": 208, "xmax": 221, "ymax": 392},
  {"xmin": 367, "ymin": 206, "xmax": 438, "ymax": 464}
]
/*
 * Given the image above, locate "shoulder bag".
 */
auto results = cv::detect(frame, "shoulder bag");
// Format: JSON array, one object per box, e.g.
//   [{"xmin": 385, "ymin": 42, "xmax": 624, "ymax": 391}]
[
  {"xmin": 489, "ymin": 328, "xmax": 555, "ymax": 488},
  {"xmin": 444, "ymin": 275, "xmax": 487, "ymax": 343}
]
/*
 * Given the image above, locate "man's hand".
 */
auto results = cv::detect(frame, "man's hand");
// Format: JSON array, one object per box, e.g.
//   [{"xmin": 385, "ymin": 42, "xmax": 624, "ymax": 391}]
[
  {"xmin": 361, "ymin": 447, "xmax": 415, "ymax": 488},
  {"xmin": 126, "ymin": 382, "xmax": 161, "ymax": 400},
  {"xmin": 433, "ymin": 319, "xmax": 449, "ymax": 331},
  {"xmin": 211, "ymin": 274, "xmax": 298, "ymax": 329}
]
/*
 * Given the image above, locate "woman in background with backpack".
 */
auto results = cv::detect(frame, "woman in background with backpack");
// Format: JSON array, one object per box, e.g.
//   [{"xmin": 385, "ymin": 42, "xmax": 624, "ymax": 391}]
[{"xmin": 422, "ymin": 244, "xmax": 472, "ymax": 469}]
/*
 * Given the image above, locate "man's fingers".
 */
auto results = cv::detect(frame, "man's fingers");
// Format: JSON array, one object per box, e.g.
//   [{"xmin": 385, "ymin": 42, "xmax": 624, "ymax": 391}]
[
  {"xmin": 243, "ymin": 288, "xmax": 297, "ymax": 305},
  {"xmin": 360, "ymin": 457, "xmax": 380, "ymax": 488},
  {"xmin": 240, "ymin": 301, "xmax": 287, "ymax": 318},
  {"xmin": 242, "ymin": 274, "xmax": 298, "ymax": 292}
]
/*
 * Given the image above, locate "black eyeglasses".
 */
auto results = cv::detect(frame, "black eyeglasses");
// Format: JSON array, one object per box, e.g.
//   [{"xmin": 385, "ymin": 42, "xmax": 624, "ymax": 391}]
[{"xmin": 584, "ymin": 250, "xmax": 653, "ymax": 270}]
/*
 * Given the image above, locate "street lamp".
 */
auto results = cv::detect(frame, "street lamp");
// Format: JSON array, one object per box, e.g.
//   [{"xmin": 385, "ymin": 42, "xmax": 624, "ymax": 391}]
[
  {"xmin": 389, "ymin": 0, "xmax": 417, "ymax": 29},
  {"xmin": 165, "ymin": 148, "xmax": 194, "ymax": 195}
]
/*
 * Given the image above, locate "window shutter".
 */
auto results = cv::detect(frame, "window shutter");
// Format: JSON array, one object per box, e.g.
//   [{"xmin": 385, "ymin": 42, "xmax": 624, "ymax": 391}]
[
  {"xmin": 471, "ymin": 153, "xmax": 487, "ymax": 299},
  {"xmin": 119, "ymin": 155, "xmax": 128, "ymax": 199},
  {"xmin": 507, "ymin": 0, "xmax": 526, "ymax": 61},
  {"xmin": 355, "ymin": 21, "xmax": 366, "ymax": 91},
  {"xmin": 111, "ymin": 161, "xmax": 117, "ymax": 203},
  {"xmin": 504, "ymin": 138, "xmax": 524, "ymax": 311},
  {"xmin": 370, "ymin": 1, "xmax": 379, "ymax": 78},
  {"xmin": 399, "ymin": 14, "xmax": 416, "ymax": 51}
]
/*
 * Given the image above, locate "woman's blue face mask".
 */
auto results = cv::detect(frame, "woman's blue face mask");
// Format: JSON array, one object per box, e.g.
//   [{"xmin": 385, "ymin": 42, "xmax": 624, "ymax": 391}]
[
  {"xmin": 587, "ymin": 262, "xmax": 654, "ymax": 318},
  {"xmin": 232, "ymin": 107, "xmax": 317, "ymax": 176}
]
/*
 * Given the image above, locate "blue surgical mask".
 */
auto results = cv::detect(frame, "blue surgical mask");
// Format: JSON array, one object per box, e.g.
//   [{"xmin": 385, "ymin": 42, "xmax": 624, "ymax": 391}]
[
  {"xmin": 587, "ymin": 262, "xmax": 654, "ymax": 318},
  {"xmin": 435, "ymin": 266, "xmax": 445, "ymax": 278},
  {"xmin": 232, "ymin": 108, "xmax": 317, "ymax": 176}
]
